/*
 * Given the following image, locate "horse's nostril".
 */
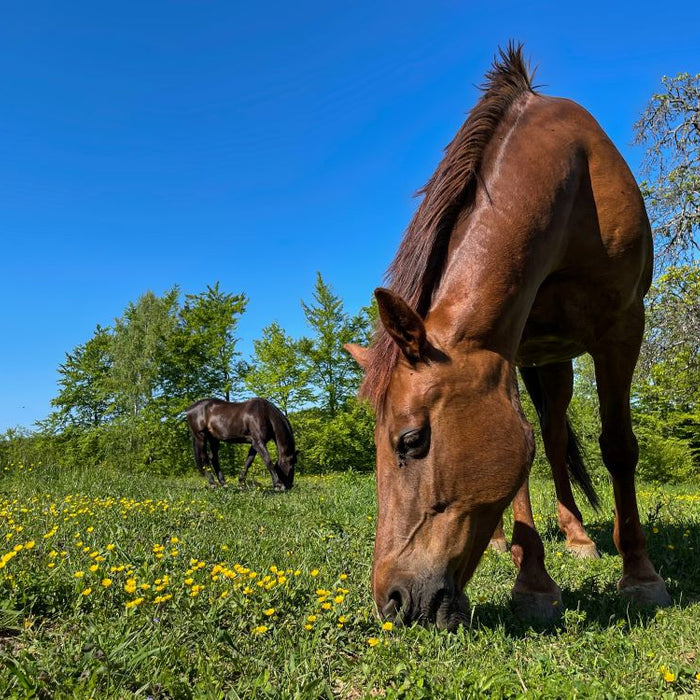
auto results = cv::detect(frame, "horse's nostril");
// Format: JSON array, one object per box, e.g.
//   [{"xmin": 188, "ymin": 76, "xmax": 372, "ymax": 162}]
[{"xmin": 382, "ymin": 586, "xmax": 409, "ymax": 620}]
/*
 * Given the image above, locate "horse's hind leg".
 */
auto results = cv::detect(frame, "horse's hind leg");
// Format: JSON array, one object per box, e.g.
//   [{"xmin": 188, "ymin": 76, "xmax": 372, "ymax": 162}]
[
  {"xmin": 489, "ymin": 516, "xmax": 508, "ymax": 553},
  {"xmin": 239, "ymin": 446, "xmax": 257, "ymax": 485},
  {"xmin": 209, "ymin": 438, "xmax": 226, "ymax": 487},
  {"xmin": 193, "ymin": 434, "xmax": 216, "ymax": 487},
  {"xmin": 592, "ymin": 311, "xmax": 670, "ymax": 606},
  {"xmin": 535, "ymin": 362, "xmax": 598, "ymax": 558},
  {"xmin": 510, "ymin": 477, "xmax": 562, "ymax": 619}
]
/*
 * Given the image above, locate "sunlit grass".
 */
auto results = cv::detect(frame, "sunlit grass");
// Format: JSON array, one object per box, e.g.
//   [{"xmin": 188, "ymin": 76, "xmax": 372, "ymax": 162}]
[{"xmin": 1, "ymin": 462, "xmax": 699, "ymax": 698}]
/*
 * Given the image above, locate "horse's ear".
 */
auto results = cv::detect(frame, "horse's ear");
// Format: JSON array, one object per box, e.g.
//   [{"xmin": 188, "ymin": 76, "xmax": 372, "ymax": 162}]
[
  {"xmin": 375, "ymin": 288, "xmax": 429, "ymax": 364},
  {"xmin": 343, "ymin": 343, "xmax": 370, "ymax": 370}
]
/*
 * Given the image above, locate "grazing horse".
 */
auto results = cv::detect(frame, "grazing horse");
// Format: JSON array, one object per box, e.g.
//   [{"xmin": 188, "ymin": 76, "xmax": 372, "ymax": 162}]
[
  {"xmin": 345, "ymin": 44, "xmax": 670, "ymax": 630},
  {"xmin": 185, "ymin": 398, "xmax": 297, "ymax": 490}
]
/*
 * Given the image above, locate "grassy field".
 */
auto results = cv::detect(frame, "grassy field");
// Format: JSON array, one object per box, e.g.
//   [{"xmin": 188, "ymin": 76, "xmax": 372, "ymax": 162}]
[{"xmin": 1, "ymin": 461, "xmax": 699, "ymax": 699}]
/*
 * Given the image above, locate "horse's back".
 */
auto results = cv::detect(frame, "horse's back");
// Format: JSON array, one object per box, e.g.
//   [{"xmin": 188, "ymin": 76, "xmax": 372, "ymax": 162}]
[{"xmin": 479, "ymin": 93, "xmax": 652, "ymax": 363}]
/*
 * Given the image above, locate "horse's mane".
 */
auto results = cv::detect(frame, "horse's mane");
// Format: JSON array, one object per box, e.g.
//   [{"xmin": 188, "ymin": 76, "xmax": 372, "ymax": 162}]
[{"xmin": 359, "ymin": 43, "xmax": 535, "ymax": 410}]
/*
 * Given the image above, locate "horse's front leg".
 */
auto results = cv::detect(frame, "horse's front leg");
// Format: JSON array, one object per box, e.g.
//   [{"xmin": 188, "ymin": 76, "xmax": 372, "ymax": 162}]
[
  {"xmin": 254, "ymin": 440, "xmax": 284, "ymax": 491},
  {"xmin": 510, "ymin": 477, "xmax": 562, "ymax": 619}
]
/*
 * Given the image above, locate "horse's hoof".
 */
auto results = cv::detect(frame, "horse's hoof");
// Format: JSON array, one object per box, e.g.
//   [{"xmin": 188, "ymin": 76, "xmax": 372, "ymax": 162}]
[
  {"xmin": 618, "ymin": 578, "xmax": 671, "ymax": 607},
  {"xmin": 566, "ymin": 543, "xmax": 600, "ymax": 559},
  {"xmin": 488, "ymin": 538, "xmax": 508, "ymax": 553},
  {"xmin": 511, "ymin": 587, "xmax": 563, "ymax": 620}
]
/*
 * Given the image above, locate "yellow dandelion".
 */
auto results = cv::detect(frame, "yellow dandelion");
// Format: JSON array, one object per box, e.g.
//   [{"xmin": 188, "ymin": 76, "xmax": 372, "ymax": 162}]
[
  {"xmin": 125, "ymin": 597, "xmax": 144, "ymax": 609},
  {"xmin": 310, "ymin": 569, "xmax": 319, "ymax": 577},
  {"xmin": 106, "ymin": 543, "xmax": 115, "ymax": 551},
  {"xmin": 74, "ymin": 571, "xmax": 85, "ymax": 579},
  {"xmin": 321, "ymin": 602, "xmax": 331, "ymax": 610},
  {"xmin": 24, "ymin": 541, "xmax": 35, "ymax": 550},
  {"xmin": 81, "ymin": 587, "xmax": 92, "ymax": 596},
  {"xmin": 243, "ymin": 586, "xmax": 253, "ymax": 595},
  {"xmin": 184, "ymin": 578, "xmax": 194, "ymax": 586},
  {"xmin": 339, "ymin": 573, "xmax": 348, "ymax": 581},
  {"xmin": 660, "ymin": 666, "xmax": 676, "ymax": 683},
  {"xmin": 334, "ymin": 595, "xmax": 344, "ymax": 604},
  {"xmin": 382, "ymin": 621, "xmax": 393, "ymax": 631},
  {"xmin": 264, "ymin": 608, "xmax": 275, "ymax": 617},
  {"xmin": 220, "ymin": 590, "xmax": 229, "ymax": 599},
  {"xmin": 170, "ymin": 537, "xmax": 179, "ymax": 544},
  {"xmin": 304, "ymin": 623, "xmax": 313, "ymax": 630},
  {"xmin": 89, "ymin": 564, "xmax": 99, "ymax": 573},
  {"xmin": 101, "ymin": 578, "xmax": 112, "ymax": 588},
  {"xmin": 252, "ymin": 625, "xmax": 268, "ymax": 634},
  {"xmin": 367, "ymin": 637, "xmax": 380, "ymax": 647}
]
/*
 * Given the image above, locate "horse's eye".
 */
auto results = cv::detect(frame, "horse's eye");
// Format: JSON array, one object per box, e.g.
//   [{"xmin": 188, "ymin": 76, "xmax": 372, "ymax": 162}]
[{"xmin": 397, "ymin": 427, "xmax": 430, "ymax": 462}]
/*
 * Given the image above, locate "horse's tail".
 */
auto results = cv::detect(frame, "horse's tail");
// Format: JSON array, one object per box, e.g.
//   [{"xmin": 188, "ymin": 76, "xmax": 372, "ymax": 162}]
[{"xmin": 519, "ymin": 367, "xmax": 600, "ymax": 511}]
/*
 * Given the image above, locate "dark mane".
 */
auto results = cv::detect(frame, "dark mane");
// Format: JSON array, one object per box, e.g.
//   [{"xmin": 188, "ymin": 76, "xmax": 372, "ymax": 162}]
[{"xmin": 360, "ymin": 43, "xmax": 535, "ymax": 409}]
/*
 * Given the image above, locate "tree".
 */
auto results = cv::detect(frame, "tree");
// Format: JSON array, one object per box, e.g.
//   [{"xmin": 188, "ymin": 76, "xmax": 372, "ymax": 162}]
[
  {"xmin": 301, "ymin": 273, "xmax": 371, "ymax": 417},
  {"xmin": 50, "ymin": 325, "xmax": 113, "ymax": 428},
  {"xmin": 109, "ymin": 288, "xmax": 180, "ymax": 417},
  {"xmin": 636, "ymin": 266, "xmax": 700, "ymax": 433},
  {"xmin": 243, "ymin": 322, "xmax": 311, "ymax": 414},
  {"xmin": 167, "ymin": 283, "xmax": 248, "ymax": 404},
  {"xmin": 634, "ymin": 72, "xmax": 700, "ymax": 265}
]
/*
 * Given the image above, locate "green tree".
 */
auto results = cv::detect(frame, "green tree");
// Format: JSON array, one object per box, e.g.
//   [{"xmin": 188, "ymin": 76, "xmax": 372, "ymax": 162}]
[
  {"xmin": 49, "ymin": 325, "xmax": 113, "ymax": 428},
  {"xmin": 167, "ymin": 283, "xmax": 248, "ymax": 404},
  {"xmin": 635, "ymin": 71, "xmax": 700, "ymax": 264},
  {"xmin": 243, "ymin": 322, "xmax": 311, "ymax": 414},
  {"xmin": 301, "ymin": 273, "xmax": 371, "ymax": 417},
  {"xmin": 634, "ymin": 265, "xmax": 700, "ymax": 481},
  {"xmin": 109, "ymin": 288, "xmax": 180, "ymax": 417}
]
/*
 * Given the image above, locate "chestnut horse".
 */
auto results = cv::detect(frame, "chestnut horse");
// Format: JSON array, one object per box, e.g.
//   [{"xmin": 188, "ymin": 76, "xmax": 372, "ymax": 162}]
[
  {"xmin": 346, "ymin": 45, "xmax": 670, "ymax": 629},
  {"xmin": 186, "ymin": 398, "xmax": 296, "ymax": 490}
]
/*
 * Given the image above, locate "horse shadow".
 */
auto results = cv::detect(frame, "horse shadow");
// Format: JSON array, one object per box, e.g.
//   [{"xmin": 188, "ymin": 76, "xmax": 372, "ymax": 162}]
[{"xmin": 472, "ymin": 516, "xmax": 700, "ymax": 635}]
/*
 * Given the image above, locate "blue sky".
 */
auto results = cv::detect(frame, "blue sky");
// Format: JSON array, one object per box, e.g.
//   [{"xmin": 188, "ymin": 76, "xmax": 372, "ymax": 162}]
[{"xmin": 2, "ymin": 1, "xmax": 699, "ymax": 431}]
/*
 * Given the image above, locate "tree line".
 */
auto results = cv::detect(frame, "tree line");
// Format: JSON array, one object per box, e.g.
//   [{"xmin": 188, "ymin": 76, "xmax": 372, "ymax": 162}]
[{"xmin": 1, "ymin": 71, "xmax": 698, "ymax": 483}]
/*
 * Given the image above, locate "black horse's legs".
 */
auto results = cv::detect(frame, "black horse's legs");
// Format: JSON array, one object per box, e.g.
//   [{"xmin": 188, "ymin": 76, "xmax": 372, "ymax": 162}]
[
  {"xmin": 209, "ymin": 438, "xmax": 226, "ymax": 487},
  {"xmin": 194, "ymin": 434, "xmax": 216, "ymax": 487},
  {"xmin": 238, "ymin": 446, "xmax": 257, "ymax": 485},
  {"xmin": 253, "ymin": 440, "xmax": 284, "ymax": 490}
]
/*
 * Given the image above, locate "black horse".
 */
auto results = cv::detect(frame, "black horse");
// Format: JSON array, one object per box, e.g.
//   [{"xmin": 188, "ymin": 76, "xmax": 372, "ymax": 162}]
[{"xmin": 185, "ymin": 398, "xmax": 297, "ymax": 490}]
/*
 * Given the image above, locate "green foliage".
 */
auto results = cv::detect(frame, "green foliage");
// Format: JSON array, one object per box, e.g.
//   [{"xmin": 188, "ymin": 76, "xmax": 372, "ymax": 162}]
[
  {"xmin": 50, "ymin": 325, "xmax": 113, "ymax": 428},
  {"xmin": 293, "ymin": 398, "xmax": 375, "ymax": 473},
  {"xmin": 300, "ymin": 272, "xmax": 369, "ymax": 417},
  {"xmin": 244, "ymin": 322, "xmax": 312, "ymax": 415}
]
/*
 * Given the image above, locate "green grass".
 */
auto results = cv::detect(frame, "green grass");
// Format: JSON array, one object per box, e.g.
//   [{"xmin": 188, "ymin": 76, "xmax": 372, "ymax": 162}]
[{"xmin": 1, "ymin": 461, "xmax": 699, "ymax": 698}]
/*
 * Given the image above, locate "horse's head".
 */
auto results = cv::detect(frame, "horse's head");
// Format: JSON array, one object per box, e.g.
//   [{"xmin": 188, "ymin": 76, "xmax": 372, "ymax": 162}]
[
  {"xmin": 346, "ymin": 289, "xmax": 533, "ymax": 630},
  {"xmin": 275, "ymin": 449, "xmax": 298, "ymax": 490}
]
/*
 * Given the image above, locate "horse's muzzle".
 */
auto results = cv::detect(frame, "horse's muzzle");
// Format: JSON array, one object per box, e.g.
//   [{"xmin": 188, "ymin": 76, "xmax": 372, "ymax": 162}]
[{"xmin": 379, "ymin": 576, "xmax": 470, "ymax": 631}]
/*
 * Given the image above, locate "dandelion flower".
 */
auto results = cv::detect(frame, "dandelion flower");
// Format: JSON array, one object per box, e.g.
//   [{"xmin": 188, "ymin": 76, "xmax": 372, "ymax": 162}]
[
  {"xmin": 24, "ymin": 541, "xmax": 35, "ymax": 550},
  {"xmin": 81, "ymin": 587, "xmax": 92, "ymax": 596},
  {"xmin": 74, "ymin": 571, "xmax": 85, "ymax": 579},
  {"xmin": 304, "ymin": 623, "xmax": 313, "ymax": 630},
  {"xmin": 252, "ymin": 625, "xmax": 268, "ymax": 635},
  {"xmin": 263, "ymin": 607, "xmax": 275, "ymax": 617},
  {"xmin": 310, "ymin": 569, "xmax": 319, "ymax": 577},
  {"xmin": 367, "ymin": 637, "xmax": 379, "ymax": 647},
  {"xmin": 101, "ymin": 578, "xmax": 112, "ymax": 588},
  {"xmin": 382, "ymin": 621, "xmax": 393, "ymax": 631},
  {"xmin": 106, "ymin": 544, "xmax": 115, "ymax": 551}
]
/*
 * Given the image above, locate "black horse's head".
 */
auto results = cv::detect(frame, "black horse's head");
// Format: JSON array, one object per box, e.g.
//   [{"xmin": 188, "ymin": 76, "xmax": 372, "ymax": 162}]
[{"xmin": 275, "ymin": 449, "xmax": 298, "ymax": 490}]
